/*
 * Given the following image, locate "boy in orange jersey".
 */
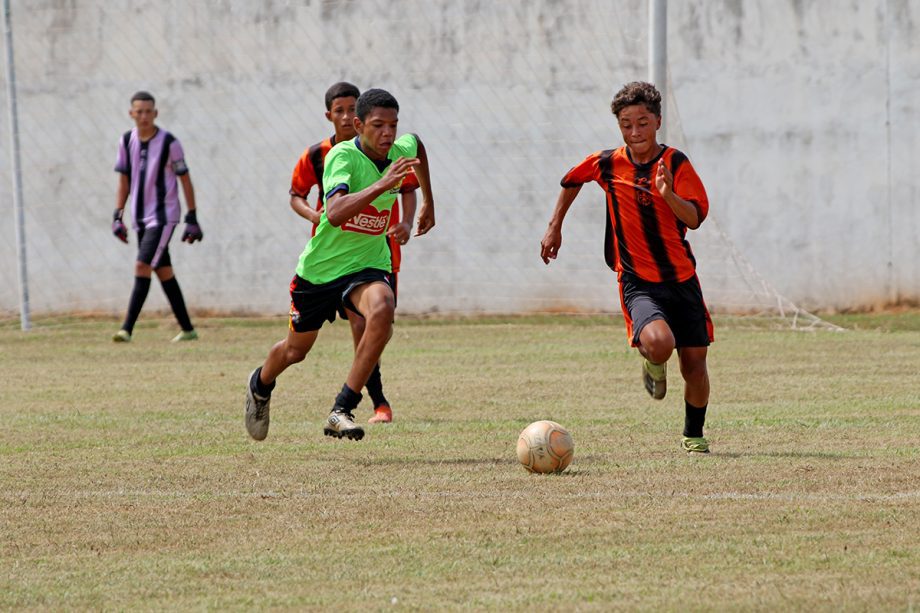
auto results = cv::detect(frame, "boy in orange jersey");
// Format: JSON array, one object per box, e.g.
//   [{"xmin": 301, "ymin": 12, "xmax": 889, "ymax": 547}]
[
  {"xmin": 288, "ymin": 82, "xmax": 434, "ymax": 424},
  {"xmin": 540, "ymin": 81, "xmax": 713, "ymax": 454}
]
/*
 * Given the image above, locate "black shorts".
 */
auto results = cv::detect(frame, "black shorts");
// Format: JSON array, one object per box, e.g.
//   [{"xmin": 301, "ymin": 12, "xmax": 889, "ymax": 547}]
[
  {"xmin": 136, "ymin": 224, "xmax": 177, "ymax": 269},
  {"xmin": 618, "ymin": 272, "xmax": 713, "ymax": 348},
  {"xmin": 337, "ymin": 271, "xmax": 399, "ymax": 319},
  {"xmin": 289, "ymin": 268, "xmax": 394, "ymax": 333}
]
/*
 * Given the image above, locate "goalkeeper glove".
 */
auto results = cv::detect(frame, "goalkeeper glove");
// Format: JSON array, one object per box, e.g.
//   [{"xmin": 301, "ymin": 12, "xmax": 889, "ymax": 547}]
[
  {"xmin": 181, "ymin": 210, "xmax": 203, "ymax": 243},
  {"xmin": 112, "ymin": 209, "xmax": 128, "ymax": 243}
]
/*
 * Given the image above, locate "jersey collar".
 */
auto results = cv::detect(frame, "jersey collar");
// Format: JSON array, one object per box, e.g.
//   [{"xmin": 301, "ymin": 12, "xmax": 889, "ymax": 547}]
[{"xmin": 353, "ymin": 136, "xmax": 392, "ymax": 173}]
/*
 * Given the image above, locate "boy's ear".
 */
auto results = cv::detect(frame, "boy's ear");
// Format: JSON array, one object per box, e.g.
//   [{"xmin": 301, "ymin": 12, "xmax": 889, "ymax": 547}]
[{"xmin": 325, "ymin": 110, "xmax": 333, "ymax": 123}]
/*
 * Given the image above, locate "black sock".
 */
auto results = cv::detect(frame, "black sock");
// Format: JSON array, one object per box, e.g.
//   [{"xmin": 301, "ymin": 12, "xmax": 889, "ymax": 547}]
[
  {"xmin": 251, "ymin": 367, "xmax": 275, "ymax": 397},
  {"xmin": 683, "ymin": 401, "xmax": 708, "ymax": 438},
  {"xmin": 335, "ymin": 384, "xmax": 362, "ymax": 412},
  {"xmin": 161, "ymin": 276, "xmax": 193, "ymax": 332},
  {"xmin": 122, "ymin": 276, "xmax": 151, "ymax": 334},
  {"xmin": 365, "ymin": 364, "xmax": 388, "ymax": 407}
]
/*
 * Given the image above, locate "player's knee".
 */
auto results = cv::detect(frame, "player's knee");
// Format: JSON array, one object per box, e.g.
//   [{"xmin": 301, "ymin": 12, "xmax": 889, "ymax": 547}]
[
  {"xmin": 284, "ymin": 344, "xmax": 308, "ymax": 365},
  {"xmin": 641, "ymin": 335, "xmax": 675, "ymax": 364},
  {"xmin": 680, "ymin": 357, "xmax": 708, "ymax": 384},
  {"xmin": 365, "ymin": 295, "xmax": 395, "ymax": 325},
  {"xmin": 638, "ymin": 322, "xmax": 675, "ymax": 363}
]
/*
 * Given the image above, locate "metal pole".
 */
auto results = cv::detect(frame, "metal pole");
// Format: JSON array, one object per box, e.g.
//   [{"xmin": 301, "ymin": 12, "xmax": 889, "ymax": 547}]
[
  {"xmin": 3, "ymin": 0, "xmax": 30, "ymax": 330},
  {"xmin": 648, "ymin": 0, "xmax": 667, "ymax": 143}
]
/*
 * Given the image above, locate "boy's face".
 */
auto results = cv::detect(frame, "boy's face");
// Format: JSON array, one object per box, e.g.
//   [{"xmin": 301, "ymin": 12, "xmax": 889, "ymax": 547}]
[
  {"xmin": 129, "ymin": 100, "xmax": 157, "ymax": 130},
  {"xmin": 326, "ymin": 96, "xmax": 358, "ymax": 140},
  {"xmin": 355, "ymin": 106, "xmax": 399, "ymax": 160},
  {"xmin": 616, "ymin": 104, "xmax": 661, "ymax": 159}
]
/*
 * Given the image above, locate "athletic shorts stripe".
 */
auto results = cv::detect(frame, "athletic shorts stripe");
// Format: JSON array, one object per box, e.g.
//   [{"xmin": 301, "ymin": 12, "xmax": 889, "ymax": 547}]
[{"xmin": 136, "ymin": 223, "xmax": 177, "ymax": 269}]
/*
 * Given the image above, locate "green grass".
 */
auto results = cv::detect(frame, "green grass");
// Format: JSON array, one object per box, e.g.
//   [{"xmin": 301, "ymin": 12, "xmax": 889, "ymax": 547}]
[{"xmin": 1, "ymin": 313, "xmax": 918, "ymax": 610}]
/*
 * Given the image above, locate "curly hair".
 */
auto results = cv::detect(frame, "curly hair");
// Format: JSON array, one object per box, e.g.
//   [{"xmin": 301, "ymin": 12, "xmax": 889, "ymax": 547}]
[{"xmin": 611, "ymin": 82, "xmax": 661, "ymax": 118}]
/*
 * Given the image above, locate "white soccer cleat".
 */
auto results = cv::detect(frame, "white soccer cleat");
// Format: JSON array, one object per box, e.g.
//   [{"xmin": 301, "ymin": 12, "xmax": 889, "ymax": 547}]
[{"xmin": 324, "ymin": 407, "xmax": 364, "ymax": 440}]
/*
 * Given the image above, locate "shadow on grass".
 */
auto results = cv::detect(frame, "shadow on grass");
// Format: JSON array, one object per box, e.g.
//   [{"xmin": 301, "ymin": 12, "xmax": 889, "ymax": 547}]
[{"xmin": 715, "ymin": 450, "xmax": 863, "ymax": 459}]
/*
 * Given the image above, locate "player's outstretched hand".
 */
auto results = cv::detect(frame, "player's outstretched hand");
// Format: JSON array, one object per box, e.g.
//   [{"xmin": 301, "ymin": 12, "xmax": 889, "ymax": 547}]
[
  {"xmin": 181, "ymin": 210, "xmax": 203, "ymax": 243},
  {"xmin": 382, "ymin": 157, "xmax": 419, "ymax": 190},
  {"xmin": 387, "ymin": 222, "xmax": 412, "ymax": 246},
  {"xmin": 655, "ymin": 159, "xmax": 673, "ymax": 197},
  {"xmin": 112, "ymin": 209, "xmax": 128, "ymax": 243},
  {"xmin": 540, "ymin": 225, "xmax": 562, "ymax": 264},
  {"xmin": 415, "ymin": 202, "xmax": 435, "ymax": 236}
]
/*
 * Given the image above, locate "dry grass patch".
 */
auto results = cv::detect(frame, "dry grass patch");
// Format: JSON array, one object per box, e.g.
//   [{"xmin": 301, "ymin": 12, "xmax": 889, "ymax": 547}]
[{"xmin": 1, "ymin": 313, "xmax": 918, "ymax": 610}]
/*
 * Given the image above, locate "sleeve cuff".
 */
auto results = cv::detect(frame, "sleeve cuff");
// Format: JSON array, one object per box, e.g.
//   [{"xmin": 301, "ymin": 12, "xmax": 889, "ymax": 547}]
[{"xmin": 325, "ymin": 183, "xmax": 349, "ymax": 200}]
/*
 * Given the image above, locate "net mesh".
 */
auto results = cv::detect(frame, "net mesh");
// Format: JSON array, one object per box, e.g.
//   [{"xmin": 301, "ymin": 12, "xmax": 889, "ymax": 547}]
[{"xmin": 0, "ymin": 0, "xmax": 838, "ymax": 329}]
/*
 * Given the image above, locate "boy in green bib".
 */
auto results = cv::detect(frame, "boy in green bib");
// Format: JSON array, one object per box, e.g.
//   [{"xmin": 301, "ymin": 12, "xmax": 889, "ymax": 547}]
[{"xmin": 245, "ymin": 89, "xmax": 435, "ymax": 441}]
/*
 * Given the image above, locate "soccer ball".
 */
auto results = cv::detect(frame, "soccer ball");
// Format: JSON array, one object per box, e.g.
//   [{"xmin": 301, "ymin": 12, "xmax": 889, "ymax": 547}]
[{"xmin": 516, "ymin": 420, "xmax": 574, "ymax": 474}]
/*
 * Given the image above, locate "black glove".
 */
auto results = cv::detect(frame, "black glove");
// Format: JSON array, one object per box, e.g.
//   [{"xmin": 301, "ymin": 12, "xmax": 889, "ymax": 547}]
[
  {"xmin": 112, "ymin": 209, "xmax": 128, "ymax": 243},
  {"xmin": 181, "ymin": 210, "xmax": 203, "ymax": 243}
]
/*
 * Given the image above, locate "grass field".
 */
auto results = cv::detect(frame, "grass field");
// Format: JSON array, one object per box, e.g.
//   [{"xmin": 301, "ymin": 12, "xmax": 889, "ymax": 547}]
[{"xmin": 1, "ymin": 312, "xmax": 918, "ymax": 610}]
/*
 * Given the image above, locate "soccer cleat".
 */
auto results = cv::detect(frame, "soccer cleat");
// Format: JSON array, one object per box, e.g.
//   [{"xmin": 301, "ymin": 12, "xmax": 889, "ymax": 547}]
[
  {"xmin": 112, "ymin": 329, "xmax": 132, "ymax": 342},
  {"xmin": 642, "ymin": 359, "xmax": 667, "ymax": 400},
  {"xmin": 172, "ymin": 330, "xmax": 199, "ymax": 342},
  {"xmin": 681, "ymin": 436, "xmax": 710, "ymax": 454},
  {"xmin": 245, "ymin": 368, "xmax": 271, "ymax": 441},
  {"xmin": 368, "ymin": 404, "xmax": 393, "ymax": 424},
  {"xmin": 324, "ymin": 406, "xmax": 365, "ymax": 440}
]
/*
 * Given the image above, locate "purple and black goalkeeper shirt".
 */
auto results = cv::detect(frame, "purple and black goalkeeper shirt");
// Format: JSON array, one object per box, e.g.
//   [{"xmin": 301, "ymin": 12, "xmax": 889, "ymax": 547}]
[{"xmin": 114, "ymin": 127, "xmax": 188, "ymax": 230}]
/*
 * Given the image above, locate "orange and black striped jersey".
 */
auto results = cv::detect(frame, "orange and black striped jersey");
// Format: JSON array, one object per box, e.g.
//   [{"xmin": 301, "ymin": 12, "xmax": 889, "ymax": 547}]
[
  {"xmin": 290, "ymin": 136, "xmax": 336, "ymax": 209},
  {"xmin": 561, "ymin": 146, "xmax": 709, "ymax": 283},
  {"xmin": 289, "ymin": 135, "xmax": 420, "ymax": 272}
]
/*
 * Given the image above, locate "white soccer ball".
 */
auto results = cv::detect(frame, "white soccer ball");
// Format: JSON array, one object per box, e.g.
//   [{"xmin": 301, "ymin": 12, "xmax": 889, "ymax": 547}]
[{"xmin": 516, "ymin": 420, "xmax": 574, "ymax": 474}]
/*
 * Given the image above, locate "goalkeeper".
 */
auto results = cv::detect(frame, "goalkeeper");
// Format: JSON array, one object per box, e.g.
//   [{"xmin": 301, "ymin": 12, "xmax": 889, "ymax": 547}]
[
  {"xmin": 540, "ymin": 81, "xmax": 714, "ymax": 454},
  {"xmin": 111, "ymin": 91, "xmax": 202, "ymax": 343}
]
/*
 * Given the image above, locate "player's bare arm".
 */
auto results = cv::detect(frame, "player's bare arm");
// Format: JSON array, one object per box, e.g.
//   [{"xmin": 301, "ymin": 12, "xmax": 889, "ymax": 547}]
[
  {"xmin": 388, "ymin": 190, "xmax": 417, "ymax": 245},
  {"xmin": 290, "ymin": 194, "xmax": 321, "ymax": 224},
  {"xmin": 655, "ymin": 161, "xmax": 701, "ymax": 229},
  {"xmin": 112, "ymin": 173, "xmax": 130, "ymax": 243},
  {"xmin": 540, "ymin": 185, "xmax": 582, "ymax": 264},
  {"xmin": 116, "ymin": 173, "xmax": 129, "ymax": 212},
  {"xmin": 325, "ymin": 156, "xmax": 419, "ymax": 227},
  {"xmin": 411, "ymin": 136, "xmax": 436, "ymax": 236},
  {"xmin": 179, "ymin": 173, "xmax": 197, "ymax": 213}
]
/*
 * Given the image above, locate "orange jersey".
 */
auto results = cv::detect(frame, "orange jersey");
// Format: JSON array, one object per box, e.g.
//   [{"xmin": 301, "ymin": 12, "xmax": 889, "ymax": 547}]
[
  {"xmin": 290, "ymin": 136, "xmax": 336, "ymax": 212},
  {"xmin": 289, "ymin": 135, "xmax": 419, "ymax": 272},
  {"xmin": 561, "ymin": 146, "xmax": 708, "ymax": 283}
]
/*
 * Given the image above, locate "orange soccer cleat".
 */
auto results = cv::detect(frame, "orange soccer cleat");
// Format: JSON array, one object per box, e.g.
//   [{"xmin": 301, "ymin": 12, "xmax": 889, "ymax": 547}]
[{"xmin": 368, "ymin": 404, "xmax": 393, "ymax": 424}]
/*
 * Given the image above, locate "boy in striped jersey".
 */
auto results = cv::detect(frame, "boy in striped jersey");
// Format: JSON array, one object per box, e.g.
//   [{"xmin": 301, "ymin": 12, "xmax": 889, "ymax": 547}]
[
  {"xmin": 111, "ymin": 91, "xmax": 202, "ymax": 343},
  {"xmin": 540, "ymin": 81, "xmax": 713, "ymax": 454},
  {"xmin": 288, "ymin": 82, "xmax": 427, "ymax": 425}
]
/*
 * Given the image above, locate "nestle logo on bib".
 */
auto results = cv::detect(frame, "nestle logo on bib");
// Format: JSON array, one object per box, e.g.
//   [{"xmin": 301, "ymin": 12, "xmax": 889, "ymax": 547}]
[{"xmin": 344, "ymin": 205, "xmax": 390, "ymax": 235}]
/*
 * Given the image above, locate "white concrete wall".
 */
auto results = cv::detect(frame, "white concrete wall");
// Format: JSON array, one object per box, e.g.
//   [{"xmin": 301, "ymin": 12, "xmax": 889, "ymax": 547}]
[{"xmin": 0, "ymin": 0, "xmax": 917, "ymax": 316}]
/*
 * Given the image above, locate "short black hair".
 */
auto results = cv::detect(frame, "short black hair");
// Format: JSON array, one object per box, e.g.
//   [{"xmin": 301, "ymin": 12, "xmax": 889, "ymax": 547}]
[
  {"xmin": 324, "ymin": 82, "xmax": 360, "ymax": 111},
  {"xmin": 356, "ymin": 88, "xmax": 399, "ymax": 121},
  {"xmin": 131, "ymin": 91, "xmax": 155, "ymax": 105},
  {"xmin": 611, "ymin": 81, "xmax": 661, "ymax": 117}
]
